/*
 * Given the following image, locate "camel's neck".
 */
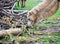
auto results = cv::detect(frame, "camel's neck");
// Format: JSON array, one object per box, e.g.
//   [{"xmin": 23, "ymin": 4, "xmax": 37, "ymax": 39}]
[
  {"xmin": 37, "ymin": 0, "xmax": 59, "ymax": 22},
  {"xmin": 38, "ymin": 0, "xmax": 59, "ymax": 20}
]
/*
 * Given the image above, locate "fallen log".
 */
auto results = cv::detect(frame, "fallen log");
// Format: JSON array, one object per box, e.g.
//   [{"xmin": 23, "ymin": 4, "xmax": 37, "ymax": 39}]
[{"xmin": 0, "ymin": 28, "xmax": 22, "ymax": 37}]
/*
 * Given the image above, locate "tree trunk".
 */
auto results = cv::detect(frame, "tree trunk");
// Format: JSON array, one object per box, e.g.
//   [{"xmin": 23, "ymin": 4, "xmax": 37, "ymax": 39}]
[{"xmin": 21, "ymin": 0, "xmax": 26, "ymax": 8}]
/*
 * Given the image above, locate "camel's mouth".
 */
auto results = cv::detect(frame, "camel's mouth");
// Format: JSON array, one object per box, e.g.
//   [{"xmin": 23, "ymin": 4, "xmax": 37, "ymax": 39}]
[{"xmin": 27, "ymin": 18, "xmax": 34, "ymax": 27}]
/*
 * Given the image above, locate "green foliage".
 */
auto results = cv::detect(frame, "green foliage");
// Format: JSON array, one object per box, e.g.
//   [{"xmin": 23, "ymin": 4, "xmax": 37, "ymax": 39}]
[{"xmin": 16, "ymin": 0, "xmax": 42, "ymax": 10}]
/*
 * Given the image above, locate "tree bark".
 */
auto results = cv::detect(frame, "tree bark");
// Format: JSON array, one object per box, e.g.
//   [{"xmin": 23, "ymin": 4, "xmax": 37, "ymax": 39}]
[{"xmin": 21, "ymin": 0, "xmax": 26, "ymax": 8}]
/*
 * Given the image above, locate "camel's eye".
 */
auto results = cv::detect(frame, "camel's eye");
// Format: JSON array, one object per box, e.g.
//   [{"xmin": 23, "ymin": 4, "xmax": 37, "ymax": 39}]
[{"xmin": 28, "ymin": 12, "xmax": 32, "ymax": 16}]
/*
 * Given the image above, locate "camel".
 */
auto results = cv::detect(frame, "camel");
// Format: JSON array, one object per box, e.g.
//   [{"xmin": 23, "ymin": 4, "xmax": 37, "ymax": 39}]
[{"xmin": 27, "ymin": 0, "xmax": 60, "ymax": 26}]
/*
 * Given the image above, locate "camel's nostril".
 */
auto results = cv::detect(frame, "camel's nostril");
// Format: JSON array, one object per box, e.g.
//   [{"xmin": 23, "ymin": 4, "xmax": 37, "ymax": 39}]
[
  {"xmin": 27, "ymin": 18, "xmax": 33, "ymax": 22},
  {"xmin": 28, "ymin": 18, "xmax": 31, "ymax": 21}
]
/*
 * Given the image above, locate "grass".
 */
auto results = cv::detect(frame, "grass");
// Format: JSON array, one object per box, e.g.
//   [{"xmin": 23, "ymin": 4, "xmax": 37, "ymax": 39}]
[{"xmin": 16, "ymin": 0, "xmax": 42, "ymax": 10}]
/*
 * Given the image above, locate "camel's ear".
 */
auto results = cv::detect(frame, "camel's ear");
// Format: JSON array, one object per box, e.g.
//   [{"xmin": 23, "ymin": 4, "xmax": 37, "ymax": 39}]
[{"xmin": 28, "ymin": 12, "xmax": 32, "ymax": 16}]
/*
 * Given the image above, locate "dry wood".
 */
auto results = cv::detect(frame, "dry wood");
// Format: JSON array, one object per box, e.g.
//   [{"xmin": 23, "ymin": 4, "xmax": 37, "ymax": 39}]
[{"xmin": 0, "ymin": 28, "xmax": 22, "ymax": 37}]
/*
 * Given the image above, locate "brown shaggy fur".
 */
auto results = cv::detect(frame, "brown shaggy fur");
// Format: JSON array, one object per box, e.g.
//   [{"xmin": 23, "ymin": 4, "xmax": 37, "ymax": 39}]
[{"xmin": 27, "ymin": 0, "xmax": 59, "ymax": 26}]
